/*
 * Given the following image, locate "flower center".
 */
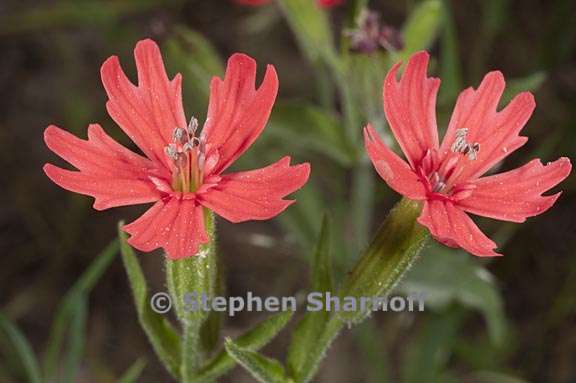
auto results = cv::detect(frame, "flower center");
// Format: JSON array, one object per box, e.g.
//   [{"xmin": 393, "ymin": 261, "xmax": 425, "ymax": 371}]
[
  {"xmin": 417, "ymin": 128, "xmax": 480, "ymax": 200},
  {"xmin": 164, "ymin": 117, "xmax": 205, "ymax": 193}
]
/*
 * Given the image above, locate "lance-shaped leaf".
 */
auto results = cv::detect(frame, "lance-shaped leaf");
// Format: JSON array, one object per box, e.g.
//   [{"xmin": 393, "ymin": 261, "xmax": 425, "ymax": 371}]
[
  {"xmin": 0, "ymin": 313, "xmax": 42, "ymax": 383},
  {"xmin": 287, "ymin": 215, "xmax": 334, "ymax": 381},
  {"xmin": 61, "ymin": 294, "xmax": 87, "ymax": 383},
  {"xmin": 195, "ymin": 311, "xmax": 293, "ymax": 383},
  {"xmin": 118, "ymin": 358, "xmax": 147, "ymax": 383},
  {"xmin": 400, "ymin": 0, "xmax": 442, "ymax": 60},
  {"xmin": 118, "ymin": 222, "xmax": 182, "ymax": 380},
  {"xmin": 43, "ymin": 239, "xmax": 118, "ymax": 381},
  {"xmin": 166, "ymin": 27, "xmax": 224, "ymax": 121},
  {"xmin": 225, "ymin": 339, "xmax": 289, "ymax": 383},
  {"xmin": 277, "ymin": 0, "xmax": 338, "ymax": 67}
]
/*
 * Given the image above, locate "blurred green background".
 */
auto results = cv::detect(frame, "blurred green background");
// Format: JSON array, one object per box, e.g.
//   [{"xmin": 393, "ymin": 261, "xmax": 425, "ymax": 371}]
[{"xmin": 0, "ymin": 0, "xmax": 575, "ymax": 382}]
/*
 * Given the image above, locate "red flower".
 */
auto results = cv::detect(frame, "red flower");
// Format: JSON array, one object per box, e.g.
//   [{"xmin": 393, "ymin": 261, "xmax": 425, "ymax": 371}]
[
  {"xmin": 44, "ymin": 39, "xmax": 310, "ymax": 259},
  {"xmin": 234, "ymin": 0, "xmax": 343, "ymax": 8},
  {"xmin": 365, "ymin": 51, "xmax": 571, "ymax": 257}
]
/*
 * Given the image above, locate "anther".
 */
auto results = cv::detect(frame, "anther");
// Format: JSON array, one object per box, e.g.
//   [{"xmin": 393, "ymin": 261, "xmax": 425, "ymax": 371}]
[
  {"xmin": 165, "ymin": 143, "xmax": 178, "ymax": 160},
  {"xmin": 173, "ymin": 127, "xmax": 185, "ymax": 142},
  {"xmin": 187, "ymin": 117, "xmax": 199, "ymax": 135}
]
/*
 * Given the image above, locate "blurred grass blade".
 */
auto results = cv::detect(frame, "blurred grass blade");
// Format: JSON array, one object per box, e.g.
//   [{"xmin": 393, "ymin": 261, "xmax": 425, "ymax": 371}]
[
  {"xmin": 311, "ymin": 215, "xmax": 334, "ymax": 293},
  {"xmin": 0, "ymin": 0, "xmax": 171, "ymax": 35},
  {"xmin": 400, "ymin": 0, "xmax": 442, "ymax": 59},
  {"xmin": 402, "ymin": 308, "xmax": 465, "ymax": 383},
  {"xmin": 43, "ymin": 239, "xmax": 119, "ymax": 380},
  {"xmin": 118, "ymin": 358, "xmax": 147, "ymax": 383},
  {"xmin": 61, "ymin": 294, "xmax": 87, "ymax": 383},
  {"xmin": 439, "ymin": 0, "xmax": 463, "ymax": 106},
  {"xmin": 501, "ymin": 72, "xmax": 547, "ymax": 105},
  {"xmin": 469, "ymin": 371, "xmax": 529, "ymax": 383},
  {"xmin": 224, "ymin": 339, "xmax": 287, "ymax": 383},
  {"xmin": 0, "ymin": 313, "xmax": 42, "ymax": 383},
  {"xmin": 287, "ymin": 216, "xmax": 334, "ymax": 381},
  {"xmin": 400, "ymin": 244, "xmax": 508, "ymax": 345},
  {"xmin": 195, "ymin": 311, "xmax": 293, "ymax": 383},
  {"xmin": 278, "ymin": 180, "xmax": 326, "ymax": 251},
  {"xmin": 277, "ymin": 0, "xmax": 338, "ymax": 66},
  {"xmin": 269, "ymin": 101, "xmax": 354, "ymax": 166},
  {"xmin": 118, "ymin": 222, "xmax": 182, "ymax": 380},
  {"xmin": 166, "ymin": 27, "xmax": 224, "ymax": 121}
]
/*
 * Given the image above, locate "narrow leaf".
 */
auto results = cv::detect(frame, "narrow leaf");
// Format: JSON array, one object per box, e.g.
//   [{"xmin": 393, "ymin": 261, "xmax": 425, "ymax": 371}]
[
  {"xmin": 118, "ymin": 358, "xmax": 147, "ymax": 383},
  {"xmin": 166, "ymin": 27, "xmax": 224, "ymax": 121},
  {"xmin": 400, "ymin": 0, "xmax": 442, "ymax": 59},
  {"xmin": 195, "ymin": 311, "xmax": 293, "ymax": 383},
  {"xmin": 287, "ymin": 216, "xmax": 334, "ymax": 381},
  {"xmin": 43, "ymin": 239, "xmax": 118, "ymax": 380},
  {"xmin": 118, "ymin": 222, "xmax": 182, "ymax": 380},
  {"xmin": 61, "ymin": 294, "xmax": 87, "ymax": 383},
  {"xmin": 0, "ymin": 313, "xmax": 42, "ymax": 383},
  {"xmin": 225, "ymin": 339, "xmax": 288, "ymax": 383}
]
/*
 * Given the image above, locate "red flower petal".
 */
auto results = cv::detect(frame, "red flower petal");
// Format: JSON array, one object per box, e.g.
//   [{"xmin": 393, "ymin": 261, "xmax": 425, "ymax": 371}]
[
  {"xmin": 198, "ymin": 156, "xmax": 310, "ymax": 223},
  {"xmin": 364, "ymin": 125, "xmax": 426, "ymax": 200},
  {"xmin": 43, "ymin": 124, "xmax": 163, "ymax": 210},
  {"xmin": 101, "ymin": 39, "xmax": 186, "ymax": 168},
  {"xmin": 201, "ymin": 53, "xmax": 279, "ymax": 176},
  {"xmin": 440, "ymin": 72, "xmax": 535, "ymax": 183},
  {"xmin": 418, "ymin": 200, "xmax": 501, "ymax": 257},
  {"xmin": 459, "ymin": 158, "xmax": 571, "ymax": 222},
  {"xmin": 383, "ymin": 51, "xmax": 440, "ymax": 167},
  {"xmin": 123, "ymin": 198, "xmax": 209, "ymax": 259}
]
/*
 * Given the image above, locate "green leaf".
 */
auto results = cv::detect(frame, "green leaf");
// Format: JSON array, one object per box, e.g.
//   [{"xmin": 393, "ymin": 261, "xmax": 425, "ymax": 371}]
[
  {"xmin": 400, "ymin": 0, "xmax": 443, "ymax": 59},
  {"xmin": 277, "ymin": 179, "xmax": 326, "ymax": 251},
  {"xmin": 0, "ymin": 0, "xmax": 169, "ymax": 35},
  {"xmin": 501, "ymin": 72, "xmax": 547, "ymax": 105},
  {"xmin": 277, "ymin": 0, "xmax": 338, "ymax": 67},
  {"xmin": 402, "ymin": 308, "xmax": 466, "ymax": 383},
  {"xmin": 118, "ymin": 222, "xmax": 182, "ymax": 380},
  {"xmin": 166, "ymin": 26, "xmax": 224, "ymax": 121},
  {"xmin": 225, "ymin": 339, "xmax": 288, "ymax": 383},
  {"xmin": 118, "ymin": 358, "xmax": 147, "ymax": 383},
  {"xmin": 438, "ymin": 0, "xmax": 463, "ymax": 106},
  {"xmin": 43, "ymin": 239, "xmax": 119, "ymax": 380},
  {"xmin": 468, "ymin": 371, "xmax": 528, "ymax": 383},
  {"xmin": 287, "ymin": 216, "xmax": 333, "ymax": 381},
  {"xmin": 399, "ymin": 243, "xmax": 507, "ymax": 345},
  {"xmin": 311, "ymin": 215, "xmax": 334, "ymax": 293},
  {"xmin": 196, "ymin": 311, "xmax": 293, "ymax": 383},
  {"xmin": 61, "ymin": 295, "xmax": 87, "ymax": 383},
  {"xmin": 0, "ymin": 313, "xmax": 42, "ymax": 383},
  {"xmin": 268, "ymin": 101, "xmax": 354, "ymax": 166}
]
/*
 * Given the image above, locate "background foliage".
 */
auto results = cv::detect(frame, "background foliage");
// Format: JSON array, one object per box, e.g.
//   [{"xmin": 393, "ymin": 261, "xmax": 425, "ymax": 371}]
[{"xmin": 0, "ymin": 0, "xmax": 575, "ymax": 382}]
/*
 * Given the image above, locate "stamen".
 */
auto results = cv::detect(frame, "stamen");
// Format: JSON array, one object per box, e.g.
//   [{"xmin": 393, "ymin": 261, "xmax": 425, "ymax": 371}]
[
  {"xmin": 165, "ymin": 143, "xmax": 178, "ymax": 160},
  {"xmin": 187, "ymin": 117, "xmax": 199, "ymax": 135},
  {"xmin": 450, "ymin": 128, "xmax": 479, "ymax": 160},
  {"xmin": 162, "ymin": 115, "xmax": 205, "ymax": 193},
  {"xmin": 173, "ymin": 127, "xmax": 185, "ymax": 142}
]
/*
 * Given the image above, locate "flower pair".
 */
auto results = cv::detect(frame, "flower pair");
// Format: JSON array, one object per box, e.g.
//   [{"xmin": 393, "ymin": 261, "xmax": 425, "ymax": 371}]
[{"xmin": 45, "ymin": 40, "xmax": 571, "ymax": 259}]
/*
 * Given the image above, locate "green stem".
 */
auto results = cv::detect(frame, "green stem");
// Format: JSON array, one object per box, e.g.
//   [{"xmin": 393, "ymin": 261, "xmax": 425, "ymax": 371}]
[
  {"xmin": 300, "ymin": 198, "xmax": 429, "ymax": 382},
  {"xmin": 165, "ymin": 210, "xmax": 221, "ymax": 383}
]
